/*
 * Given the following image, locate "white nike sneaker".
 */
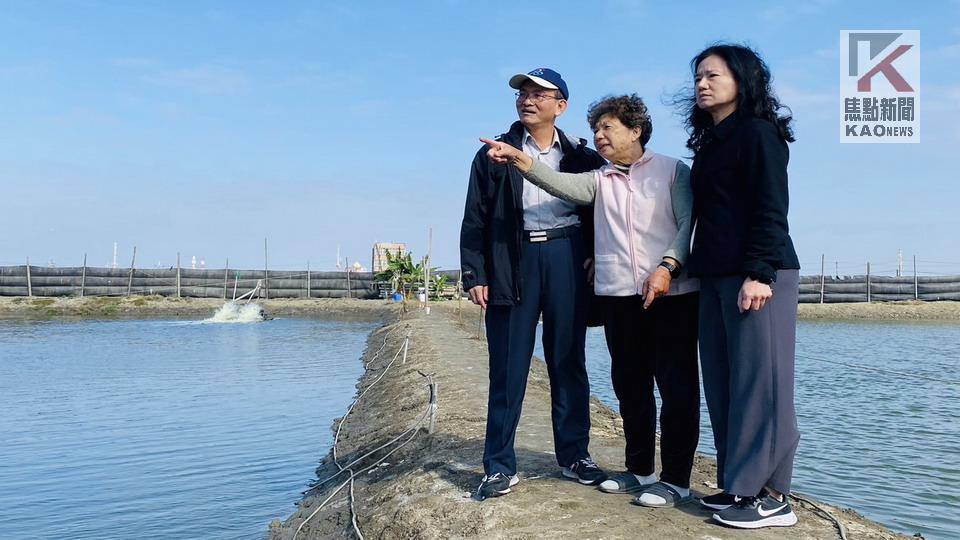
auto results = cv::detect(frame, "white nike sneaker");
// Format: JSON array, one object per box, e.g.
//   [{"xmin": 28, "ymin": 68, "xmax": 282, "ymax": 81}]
[{"xmin": 712, "ymin": 490, "xmax": 798, "ymax": 529}]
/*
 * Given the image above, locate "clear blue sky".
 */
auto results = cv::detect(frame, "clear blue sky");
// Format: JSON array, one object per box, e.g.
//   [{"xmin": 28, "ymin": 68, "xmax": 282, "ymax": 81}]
[{"xmin": 2, "ymin": 1, "xmax": 958, "ymax": 276}]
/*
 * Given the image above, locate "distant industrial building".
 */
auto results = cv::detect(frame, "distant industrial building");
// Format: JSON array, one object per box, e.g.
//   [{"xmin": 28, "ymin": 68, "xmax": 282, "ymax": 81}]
[{"xmin": 371, "ymin": 242, "xmax": 406, "ymax": 274}]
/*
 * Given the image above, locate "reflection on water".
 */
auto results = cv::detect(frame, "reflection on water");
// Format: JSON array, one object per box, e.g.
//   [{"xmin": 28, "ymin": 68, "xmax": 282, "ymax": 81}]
[
  {"xmin": 537, "ymin": 320, "xmax": 960, "ymax": 540},
  {"xmin": 0, "ymin": 318, "xmax": 375, "ymax": 540}
]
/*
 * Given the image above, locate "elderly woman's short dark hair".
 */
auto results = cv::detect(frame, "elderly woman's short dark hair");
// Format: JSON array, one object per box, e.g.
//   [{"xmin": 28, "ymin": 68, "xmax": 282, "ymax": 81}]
[{"xmin": 587, "ymin": 94, "xmax": 653, "ymax": 148}]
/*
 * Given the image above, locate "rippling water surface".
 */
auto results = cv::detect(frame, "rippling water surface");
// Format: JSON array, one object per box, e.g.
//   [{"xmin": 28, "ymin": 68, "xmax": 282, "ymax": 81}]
[
  {"xmin": 535, "ymin": 320, "xmax": 960, "ymax": 540},
  {"xmin": 0, "ymin": 316, "xmax": 375, "ymax": 540}
]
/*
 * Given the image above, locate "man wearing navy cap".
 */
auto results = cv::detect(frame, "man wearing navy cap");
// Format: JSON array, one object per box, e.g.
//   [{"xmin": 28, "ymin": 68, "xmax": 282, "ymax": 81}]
[{"xmin": 461, "ymin": 68, "xmax": 608, "ymax": 499}]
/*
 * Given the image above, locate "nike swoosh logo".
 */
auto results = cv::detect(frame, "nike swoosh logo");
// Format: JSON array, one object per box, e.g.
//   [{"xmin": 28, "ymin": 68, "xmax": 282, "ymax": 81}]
[{"xmin": 758, "ymin": 504, "xmax": 787, "ymax": 517}]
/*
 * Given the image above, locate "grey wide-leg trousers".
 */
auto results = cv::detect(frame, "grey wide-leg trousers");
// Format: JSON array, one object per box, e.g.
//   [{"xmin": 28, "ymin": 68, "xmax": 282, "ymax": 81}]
[{"xmin": 699, "ymin": 270, "xmax": 800, "ymax": 497}]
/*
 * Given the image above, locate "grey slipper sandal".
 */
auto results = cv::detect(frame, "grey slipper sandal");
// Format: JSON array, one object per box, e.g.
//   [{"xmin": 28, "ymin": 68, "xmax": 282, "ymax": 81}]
[
  {"xmin": 598, "ymin": 472, "xmax": 651, "ymax": 494},
  {"xmin": 631, "ymin": 481, "xmax": 693, "ymax": 508}
]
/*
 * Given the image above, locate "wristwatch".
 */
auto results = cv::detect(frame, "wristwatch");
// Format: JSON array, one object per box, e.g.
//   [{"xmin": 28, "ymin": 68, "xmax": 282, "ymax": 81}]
[{"xmin": 658, "ymin": 260, "xmax": 681, "ymax": 278}]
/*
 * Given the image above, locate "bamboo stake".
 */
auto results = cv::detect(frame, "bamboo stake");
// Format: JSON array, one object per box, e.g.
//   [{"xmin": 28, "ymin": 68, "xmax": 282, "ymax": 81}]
[
  {"xmin": 176, "ymin": 253, "xmax": 181, "ymax": 298},
  {"xmin": 264, "ymin": 238, "xmax": 269, "ymax": 300},
  {"xmin": 425, "ymin": 227, "xmax": 432, "ymax": 313},
  {"xmin": 347, "ymin": 265, "xmax": 352, "ymax": 298},
  {"xmin": 428, "ymin": 382, "xmax": 438, "ymax": 434},
  {"xmin": 80, "ymin": 253, "xmax": 87, "ymax": 298},
  {"xmin": 26, "ymin": 257, "xmax": 32, "ymax": 297},
  {"xmin": 866, "ymin": 262, "xmax": 871, "ymax": 303},
  {"xmin": 819, "ymin": 254, "xmax": 825, "ymax": 304},
  {"xmin": 913, "ymin": 255, "xmax": 919, "ymax": 300},
  {"xmin": 223, "ymin": 258, "xmax": 229, "ymax": 300},
  {"xmin": 307, "ymin": 260, "xmax": 311, "ymax": 299},
  {"xmin": 126, "ymin": 246, "xmax": 137, "ymax": 296}
]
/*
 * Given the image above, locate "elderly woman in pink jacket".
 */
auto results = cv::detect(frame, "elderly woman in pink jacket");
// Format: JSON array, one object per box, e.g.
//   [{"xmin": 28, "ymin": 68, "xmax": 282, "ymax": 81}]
[{"xmin": 483, "ymin": 94, "xmax": 699, "ymax": 509}]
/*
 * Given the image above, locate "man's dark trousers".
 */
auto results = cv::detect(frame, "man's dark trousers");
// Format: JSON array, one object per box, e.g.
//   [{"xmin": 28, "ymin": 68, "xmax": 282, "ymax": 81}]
[{"xmin": 482, "ymin": 230, "xmax": 590, "ymax": 476}]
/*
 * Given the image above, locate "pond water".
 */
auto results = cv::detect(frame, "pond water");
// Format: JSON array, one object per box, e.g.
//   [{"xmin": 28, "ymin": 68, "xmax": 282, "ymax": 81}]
[
  {"xmin": 0, "ymin": 316, "xmax": 376, "ymax": 539},
  {"xmin": 535, "ymin": 320, "xmax": 960, "ymax": 540}
]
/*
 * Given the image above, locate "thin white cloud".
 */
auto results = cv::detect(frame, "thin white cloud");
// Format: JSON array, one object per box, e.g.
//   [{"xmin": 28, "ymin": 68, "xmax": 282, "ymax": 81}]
[
  {"xmin": 279, "ymin": 63, "xmax": 366, "ymax": 92},
  {"xmin": 603, "ymin": 0, "xmax": 645, "ymax": 19},
  {"xmin": 144, "ymin": 65, "xmax": 250, "ymax": 95},
  {"xmin": 607, "ymin": 71, "xmax": 681, "ymax": 93},
  {"xmin": 926, "ymin": 42, "xmax": 960, "ymax": 60},
  {"xmin": 44, "ymin": 107, "xmax": 121, "ymax": 129},
  {"xmin": 0, "ymin": 63, "xmax": 49, "ymax": 79},
  {"xmin": 923, "ymin": 84, "xmax": 960, "ymax": 113},
  {"xmin": 759, "ymin": 0, "xmax": 837, "ymax": 24},
  {"xmin": 776, "ymin": 84, "xmax": 833, "ymax": 106}
]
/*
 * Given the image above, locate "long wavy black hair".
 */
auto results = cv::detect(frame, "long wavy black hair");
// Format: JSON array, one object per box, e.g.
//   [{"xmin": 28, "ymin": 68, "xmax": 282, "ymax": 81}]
[{"xmin": 677, "ymin": 43, "xmax": 794, "ymax": 152}]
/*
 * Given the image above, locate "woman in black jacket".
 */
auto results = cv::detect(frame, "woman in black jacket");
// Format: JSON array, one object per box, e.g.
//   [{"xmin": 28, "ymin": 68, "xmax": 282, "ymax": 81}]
[{"xmin": 680, "ymin": 44, "xmax": 802, "ymax": 529}]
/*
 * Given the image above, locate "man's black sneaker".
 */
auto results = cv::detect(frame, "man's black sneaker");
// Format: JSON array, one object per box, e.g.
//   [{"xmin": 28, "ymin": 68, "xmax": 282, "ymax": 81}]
[
  {"xmin": 561, "ymin": 457, "xmax": 608, "ymax": 485},
  {"xmin": 700, "ymin": 491, "xmax": 739, "ymax": 510},
  {"xmin": 475, "ymin": 472, "xmax": 519, "ymax": 500},
  {"xmin": 712, "ymin": 491, "xmax": 798, "ymax": 529}
]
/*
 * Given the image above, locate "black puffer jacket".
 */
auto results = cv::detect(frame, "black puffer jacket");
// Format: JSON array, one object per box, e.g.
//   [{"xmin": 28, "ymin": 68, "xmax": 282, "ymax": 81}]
[{"xmin": 460, "ymin": 121, "xmax": 606, "ymax": 306}]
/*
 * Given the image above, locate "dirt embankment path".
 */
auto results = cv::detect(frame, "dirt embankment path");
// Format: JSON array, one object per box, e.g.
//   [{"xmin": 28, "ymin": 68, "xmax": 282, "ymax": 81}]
[{"xmin": 269, "ymin": 301, "xmax": 906, "ymax": 540}]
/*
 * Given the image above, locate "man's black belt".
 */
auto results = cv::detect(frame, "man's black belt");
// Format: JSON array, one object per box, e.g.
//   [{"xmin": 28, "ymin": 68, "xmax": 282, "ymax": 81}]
[{"xmin": 524, "ymin": 225, "xmax": 580, "ymax": 243}]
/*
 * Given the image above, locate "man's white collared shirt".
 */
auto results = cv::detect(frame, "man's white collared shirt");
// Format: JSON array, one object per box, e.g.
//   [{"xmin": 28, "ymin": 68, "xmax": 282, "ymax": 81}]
[{"xmin": 521, "ymin": 129, "xmax": 580, "ymax": 231}]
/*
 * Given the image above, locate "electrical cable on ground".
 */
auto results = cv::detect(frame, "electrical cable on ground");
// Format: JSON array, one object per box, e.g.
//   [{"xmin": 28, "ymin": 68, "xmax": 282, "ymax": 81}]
[
  {"xmin": 347, "ymin": 469, "xmax": 362, "ymax": 540},
  {"xmin": 293, "ymin": 309, "xmax": 433, "ymax": 540},
  {"xmin": 790, "ymin": 492, "xmax": 848, "ymax": 540},
  {"xmin": 331, "ymin": 338, "xmax": 406, "ymax": 467},
  {"xmin": 292, "ymin": 399, "xmax": 432, "ymax": 540}
]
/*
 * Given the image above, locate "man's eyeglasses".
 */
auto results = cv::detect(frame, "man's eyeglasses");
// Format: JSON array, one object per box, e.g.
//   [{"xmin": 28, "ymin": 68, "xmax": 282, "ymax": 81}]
[{"xmin": 515, "ymin": 91, "xmax": 564, "ymax": 103}]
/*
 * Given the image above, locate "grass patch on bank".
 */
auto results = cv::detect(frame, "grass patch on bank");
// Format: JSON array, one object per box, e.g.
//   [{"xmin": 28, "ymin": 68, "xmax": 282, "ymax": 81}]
[{"xmin": 78, "ymin": 296, "xmax": 122, "ymax": 316}]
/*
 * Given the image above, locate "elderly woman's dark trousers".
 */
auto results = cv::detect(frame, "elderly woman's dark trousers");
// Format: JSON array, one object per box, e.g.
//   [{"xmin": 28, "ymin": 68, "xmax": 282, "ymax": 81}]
[
  {"xmin": 603, "ymin": 292, "xmax": 700, "ymax": 488},
  {"xmin": 698, "ymin": 270, "xmax": 801, "ymax": 497},
  {"xmin": 482, "ymin": 234, "xmax": 590, "ymax": 476}
]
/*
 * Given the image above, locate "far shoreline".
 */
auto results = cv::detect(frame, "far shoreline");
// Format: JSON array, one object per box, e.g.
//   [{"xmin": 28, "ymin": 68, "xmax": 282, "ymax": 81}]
[
  {"xmin": 0, "ymin": 296, "xmax": 958, "ymax": 323},
  {"xmin": 797, "ymin": 300, "xmax": 960, "ymax": 321},
  {"xmin": 0, "ymin": 296, "xmax": 398, "ymax": 322}
]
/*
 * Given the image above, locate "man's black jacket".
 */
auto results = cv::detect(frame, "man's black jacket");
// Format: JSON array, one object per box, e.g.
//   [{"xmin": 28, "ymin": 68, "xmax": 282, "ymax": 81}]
[{"xmin": 460, "ymin": 121, "xmax": 607, "ymax": 306}]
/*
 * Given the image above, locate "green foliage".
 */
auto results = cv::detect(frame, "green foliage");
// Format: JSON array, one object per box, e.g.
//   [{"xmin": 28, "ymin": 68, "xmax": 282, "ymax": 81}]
[
  {"xmin": 375, "ymin": 250, "xmax": 442, "ymax": 299},
  {"xmin": 375, "ymin": 250, "xmax": 416, "ymax": 297},
  {"xmin": 433, "ymin": 274, "xmax": 449, "ymax": 300}
]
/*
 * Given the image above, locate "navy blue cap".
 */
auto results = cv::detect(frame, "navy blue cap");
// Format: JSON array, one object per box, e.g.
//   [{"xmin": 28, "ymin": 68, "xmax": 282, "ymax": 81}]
[{"xmin": 509, "ymin": 67, "xmax": 569, "ymax": 100}]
